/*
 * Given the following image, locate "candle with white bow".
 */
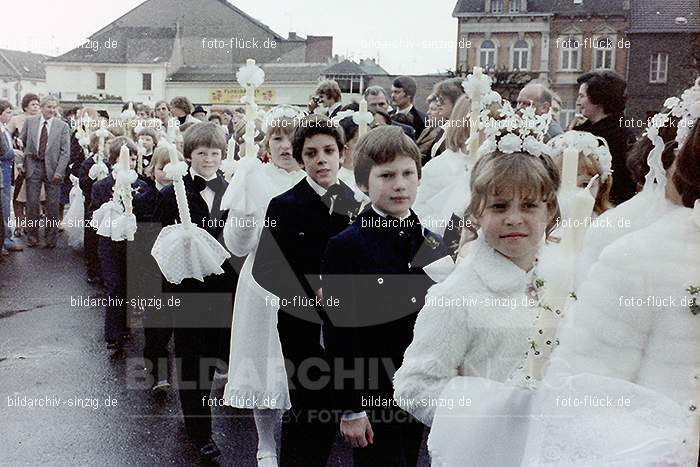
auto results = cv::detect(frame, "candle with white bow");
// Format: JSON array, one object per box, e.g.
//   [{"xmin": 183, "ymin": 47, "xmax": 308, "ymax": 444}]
[{"xmin": 468, "ymin": 66, "xmax": 483, "ymax": 158}]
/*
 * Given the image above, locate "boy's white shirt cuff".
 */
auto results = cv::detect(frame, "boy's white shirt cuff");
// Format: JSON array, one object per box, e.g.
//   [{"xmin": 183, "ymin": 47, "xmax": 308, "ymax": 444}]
[{"xmin": 341, "ymin": 411, "xmax": 368, "ymax": 421}]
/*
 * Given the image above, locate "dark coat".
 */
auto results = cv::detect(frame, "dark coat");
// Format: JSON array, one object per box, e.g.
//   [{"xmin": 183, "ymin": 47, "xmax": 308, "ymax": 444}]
[
  {"xmin": 78, "ymin": 155, "xmax": 111, "ymax": 217},
  {"xmin": 252, "ymin": 178, "xmax": 364, "ymax": 322},
  {"xmin": 321, "ymin": 208, "xmax": 447, "ymax": 414},
  {"xmin": 391, "ymin": 106, "xmax": 427, "ymax": 139},
  {"xmin": 573, "ymin": 115, "xmax": 636, "ymax": 205}
]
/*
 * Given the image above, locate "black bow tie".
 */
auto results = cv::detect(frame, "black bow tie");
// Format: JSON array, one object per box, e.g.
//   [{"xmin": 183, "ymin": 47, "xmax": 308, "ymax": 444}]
[{"xmin": 193, "ymin": 175, "xmax": 222, "ymax": 193}]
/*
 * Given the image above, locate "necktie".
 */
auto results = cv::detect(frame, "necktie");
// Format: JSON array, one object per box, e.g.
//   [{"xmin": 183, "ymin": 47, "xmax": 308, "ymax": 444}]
[{"xmin": 38, "ymin": 121, "xmax": 48, "ymax": 160}]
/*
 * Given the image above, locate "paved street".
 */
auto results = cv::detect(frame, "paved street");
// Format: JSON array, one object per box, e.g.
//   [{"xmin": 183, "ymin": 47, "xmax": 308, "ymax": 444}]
[{"xmin": 0, "ymin": 231, "xmax": 370, "ymax": 466}]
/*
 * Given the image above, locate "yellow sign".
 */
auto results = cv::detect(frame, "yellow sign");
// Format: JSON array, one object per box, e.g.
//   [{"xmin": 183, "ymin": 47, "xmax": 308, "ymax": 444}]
[{"xmin": 209, "ymin": 87, "xmax": 275, "ymax": 104}]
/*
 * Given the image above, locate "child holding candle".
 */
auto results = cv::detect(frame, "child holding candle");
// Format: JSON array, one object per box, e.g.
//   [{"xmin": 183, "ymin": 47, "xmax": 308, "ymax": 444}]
[
  {"xmin": 220, "ymin": 108, "xmax": 305, "ymax": 467},
  {"xmin": 89, "ymin": 137, "xmax": 153, "ymax": 350},
  {"xmin": 156, "ymin": 122, "xmax": 240, "ymax": 461},
  {"xmin": 79, "ymin": 131, "xmax": 114, "ymax": 285}
]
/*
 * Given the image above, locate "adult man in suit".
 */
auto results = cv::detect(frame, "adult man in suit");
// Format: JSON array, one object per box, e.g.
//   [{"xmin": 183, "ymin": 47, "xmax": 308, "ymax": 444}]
[
  {"xmin": 18, "ymin": 96, "xmax": 70, "ymax": 248},
  {"xmin": 253, "ymin": 115, "xmax": 364, "ymax": 467},
  {"xmin": 390, "ymin": 76, "xmax": 427, "ymax": 139},
  {"xmin": 364, "ymin": 86, "xmax": 417, "ymax": 140}
]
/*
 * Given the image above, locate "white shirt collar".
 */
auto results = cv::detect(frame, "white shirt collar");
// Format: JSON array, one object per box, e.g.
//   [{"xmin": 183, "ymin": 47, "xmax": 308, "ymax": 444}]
[
  {"xmin": 189, "ymin": 167, "xmax": 217, "ymax": 183},
  {"xmin": 395, "ymin": 104, "xmax": 413, "ymax": 115},
  {"xmin": 371, "ymin": 205, "xmax": 411, "ymax": 220},
  {"xmin": 305, "ymin": 174, "xmax": 338, "ymax": 197}
]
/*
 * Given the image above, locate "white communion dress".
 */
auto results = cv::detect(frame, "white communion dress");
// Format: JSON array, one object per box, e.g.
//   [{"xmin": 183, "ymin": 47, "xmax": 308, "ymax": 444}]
[{"xmin": 427, "ymin": 202, "xmax": 700, "ymax": 467}]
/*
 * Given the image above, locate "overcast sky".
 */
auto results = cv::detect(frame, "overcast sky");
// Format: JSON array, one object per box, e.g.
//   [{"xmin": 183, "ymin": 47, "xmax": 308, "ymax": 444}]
[{"xmin": 2, "ymin": 0, "xmax": 458, "ymax": 75}]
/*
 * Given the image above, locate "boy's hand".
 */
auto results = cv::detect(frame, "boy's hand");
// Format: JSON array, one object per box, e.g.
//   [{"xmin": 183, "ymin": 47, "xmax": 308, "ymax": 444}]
[{"xmin": 340, "ymin": 417, "xmax": 374, "ymax": 448}]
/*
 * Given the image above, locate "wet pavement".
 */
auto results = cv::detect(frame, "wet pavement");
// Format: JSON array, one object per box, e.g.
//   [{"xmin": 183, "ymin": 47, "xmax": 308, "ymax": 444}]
[{"xmin": 0, "ymin": 231, "xmax": 386, "ymax": 466}]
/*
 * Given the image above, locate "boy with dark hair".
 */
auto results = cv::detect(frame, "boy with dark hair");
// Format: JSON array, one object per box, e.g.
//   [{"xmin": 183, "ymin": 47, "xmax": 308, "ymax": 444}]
[
  {"xmin": 253, "ymin": 114, "xmax": 364, "ymax": 466},
  {"xmin": 322, "ymin": 125, "xmax": 447, "ymax": 466},
  {"xmin": 156, "ymin": 122, "xmax": 239, "ymax": 461},
  {"xmin": 136, "ymin": 127, "xmax": 158, "ymax": 166}
]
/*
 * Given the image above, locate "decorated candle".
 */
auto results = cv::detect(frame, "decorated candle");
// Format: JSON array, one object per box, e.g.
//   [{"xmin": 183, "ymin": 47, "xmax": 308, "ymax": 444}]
[
  {"xmin": 227, "ymin": 134, "xmax": 236, "ymax": 161},
  {"xmin": 168, "ymin": 145, "xmax": 193, "ymax": 227}
]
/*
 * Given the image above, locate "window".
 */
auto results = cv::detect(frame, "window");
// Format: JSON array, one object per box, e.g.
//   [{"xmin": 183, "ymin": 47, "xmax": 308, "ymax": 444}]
[
  {"xmin": 480, "ymin": 40, "xmax": 497, "ymax": 69},
  {"xmin": 1, "ymin": 88, "xmax": 8, "ymax": 98},
  {"xmin": 490, "ymin": 0, "xmax": 503, "ymax": 13},
  {"xmin": 324, "ymin": 74, "xmax": 362, "ymax": 93},
  {"xmin": 649, "ymin": 53, "xmax": 668, "ymax": 83},
  {"xmin": 96, "ymin": 72, "xmax": 105, "ymax": 90},
  {"xmin": 559, "ymin": 36, "xmax": 580, "ymax": 71},
  {"xmin": 512, "ymin": 39, "xmax": 529, "ymax": 70},
  {"xmin": 593, "ymin": 36, "xmax": 614, "ymax": 69},
  {"xmin": 509, "ymin": 0, "xmax": 521, "ymax": 13},
  {"xmin": 142, "ymin": 73, "xmax": 152, "ymax": 91}
]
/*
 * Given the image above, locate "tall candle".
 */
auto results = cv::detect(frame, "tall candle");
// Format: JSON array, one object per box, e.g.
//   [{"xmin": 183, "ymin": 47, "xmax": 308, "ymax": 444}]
[
  {"xmin": 359, "ymin": 98, "xmax": 368, "ymax": 137},
  {"xmin": 243, "ymin": 61, "xmax": 257, "ymax": 159},
  {"xmin": 119, "ymin": 145, "xmax": 133, "ymax": 214},
  {"xmin": 227, "ymin": 134, "xmax": 236, "ymax": 161},
  {"xmin": 561, "ymin": 147, "xmax": 578, "ymax": 193},
  {"xmin": 167, "ymin": 145, "xmax": 193, "ymax": 227},
  {"xmin": 468, "ymin": 66, "xmax": 484, "ymax": 158}
]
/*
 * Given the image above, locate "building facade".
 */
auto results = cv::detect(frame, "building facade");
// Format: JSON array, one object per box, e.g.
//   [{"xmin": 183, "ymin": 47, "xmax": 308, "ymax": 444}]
[
  {"xmin": 0, "ymin": 49, "xmax": 49, "ymax": 108},
  {"xmin": 626, "ymin": 0, "xmax": 700, "ymax": 129},
  {"xmin": 453, "ymin": 0, "xmax": 629, "ymax": 128}
]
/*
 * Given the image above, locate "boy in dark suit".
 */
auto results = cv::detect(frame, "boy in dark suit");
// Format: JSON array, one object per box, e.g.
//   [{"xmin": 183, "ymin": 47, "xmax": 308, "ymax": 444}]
[
  {"xmin": 322, "ymin": 125, "xmax": 447, "ymax": 466},
  {"xmin": 89, "ymin": 137, "xmax": 154, "ymax": 350},
  {"xmin": 253, "ymin": 114, "xmax": 364, "ymax": 467},
  {"xmin": 156, "ymin": 122, "xmax": 240, "ymax": 461}
]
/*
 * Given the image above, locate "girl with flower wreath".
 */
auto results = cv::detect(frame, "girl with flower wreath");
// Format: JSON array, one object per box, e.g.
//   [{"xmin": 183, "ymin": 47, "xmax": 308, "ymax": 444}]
[
  {"xmin": 393, "ymin": 123, "xmax": 562, "ymax": 431},
  {"xmin": 421, "ymin": 117, "xmax": 700, "ymax": 466}
]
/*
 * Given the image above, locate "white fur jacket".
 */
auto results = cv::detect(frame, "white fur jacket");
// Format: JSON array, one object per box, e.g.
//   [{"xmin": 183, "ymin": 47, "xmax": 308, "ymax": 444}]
[
  {"xmin": 547, "ymin": 203, "xmax": 700, "ymax": 404},
  {"xmin": 393, "ymin": 235, "xmax": 540, "ymax": 426}
]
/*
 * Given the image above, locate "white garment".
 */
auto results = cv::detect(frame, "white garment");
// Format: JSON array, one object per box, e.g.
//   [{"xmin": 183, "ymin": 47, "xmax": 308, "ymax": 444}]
[
  {"xmin": 222, "ymin": 160, "xmax": 305, "ymax": 410},
  {"xmin": 393, "ymin": 235, "xmax": 540, "ymax": 426},
  {"xmin": 413, "ymin": 148, "xmax": 476, "ymax": 236},
  {"xmin": 427, "ymin": 204, "xmax": 700, "ymax": 466}
]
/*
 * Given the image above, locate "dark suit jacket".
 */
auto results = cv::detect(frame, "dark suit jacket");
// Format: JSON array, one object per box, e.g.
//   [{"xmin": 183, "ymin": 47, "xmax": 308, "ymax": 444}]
[
  {"xmin": 78, "ymin": 156, "xmax": 111, "ymax": 217},
  {"xmin": 321, "ymin": 208, "xmax": 447, "ymax": 414},
  {"xmin": 573, "ymin": 115, "xmax": 636, "ymax": 205},
  {"xmin": 391, "ymin": 105, "xmax": 426, "ymax": 139},
  {"xmin": 253, "ymin": 178, "xmax": 363, "ymax": 322},
  {"xmin": 89, "ymin": 174, "xmax": 154, "ymax": 224}
]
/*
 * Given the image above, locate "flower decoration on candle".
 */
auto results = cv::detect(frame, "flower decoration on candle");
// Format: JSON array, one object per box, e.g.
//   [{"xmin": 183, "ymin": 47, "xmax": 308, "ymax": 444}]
[
  {"xmin": 151, "ymin": 142, "xmax": 231, "ymax": 284},
  {"xmin": 89, "ymin": 123, "xmax": 111, "ymax": 181},
  {"xmin": 641, "ymin": 78, "xmax": 700, "ymax": 193},
  {"xmin": 236, "ymin": 59, "xmax": 265, "ymax": 159},
  {"xmin": 90, "ymin": 144, "xmax": 138, "ymax": 241},
  {"xmin": 354, "ymin": 99, "xmax": 373, "ymax": 137},
  {"xmin": 548, "ymin": 130, "xmax": 613, "ymax": 182}
]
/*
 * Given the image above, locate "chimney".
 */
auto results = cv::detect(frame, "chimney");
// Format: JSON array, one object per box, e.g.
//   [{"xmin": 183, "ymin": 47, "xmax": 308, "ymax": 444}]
[{"xmin": 288, "ymin": 32, "xmax": 299, "ymax": 40}]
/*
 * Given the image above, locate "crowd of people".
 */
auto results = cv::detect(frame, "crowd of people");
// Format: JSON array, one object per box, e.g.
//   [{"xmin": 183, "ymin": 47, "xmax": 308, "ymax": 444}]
[{"xmin": 0, "ymin": 68, "xmax": 698, "ymax": 466}]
